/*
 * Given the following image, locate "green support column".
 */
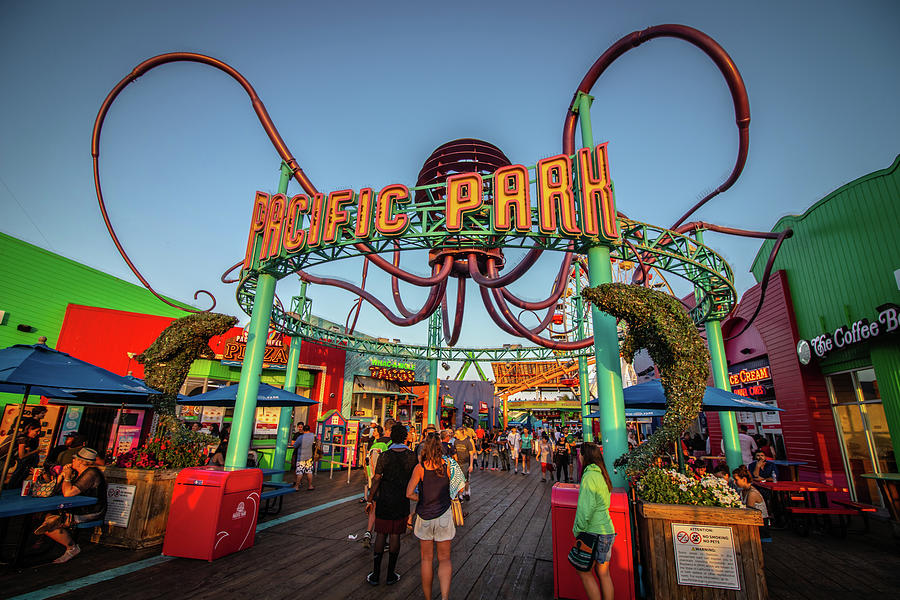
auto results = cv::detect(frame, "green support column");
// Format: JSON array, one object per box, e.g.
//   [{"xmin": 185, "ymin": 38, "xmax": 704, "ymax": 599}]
[
  {"xmin": 273, "ymin": 334, "xmax": 302, "ymax": 481},
  {"xmin": 456, "ymin": 360, "xmax": 472, "ymax": 380},
  {"xmin": 577, "ymin": 91, "xmax": 627, "ymax": 487},
  {"xmin": 692, "ymin": 229, "xmax": 741, "ymax": 472},
  {"xmin": 427, "ymin": 311, "xmax": 441, "ymax": 427},
  {"xmin": 575, "ymin": 259, "xmax": 592, "ymax": 438},
  {"xmin": 707, "ymin": 320, "xmax": 742, "ymax": 472},
  {"xmin": 225, "ymin": 163, "xmax": 290, "ymax": 470},
  {"xmin": 226, "ymin": 273, "xmax": 276, "ymax": 469},
  {"xmin": 473, "ymin": 360, "xmax": 488, "ymax": 382}
]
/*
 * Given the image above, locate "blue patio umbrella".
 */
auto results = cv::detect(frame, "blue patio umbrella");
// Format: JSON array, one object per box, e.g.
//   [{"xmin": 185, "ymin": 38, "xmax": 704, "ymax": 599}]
[
  {"xmin": 176, "ymin": 382, "xmax": 316, "ymax": 407},
  {"xmin": 585, "ymin": 408, "xmax": 667, "ymax": 419},
  {"xmin": 586, "ymin": 379, "xmax": 783, "ymax": 413},
  {"xmin": 0, "ymin": 343, "xmax": 162, "ymax": 485}
]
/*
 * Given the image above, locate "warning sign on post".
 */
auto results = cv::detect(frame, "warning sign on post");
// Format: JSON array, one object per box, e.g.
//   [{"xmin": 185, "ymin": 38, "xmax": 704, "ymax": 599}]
[{"xmin": 671, "ymin": 523, "xmax": 740, "ymax": 590}]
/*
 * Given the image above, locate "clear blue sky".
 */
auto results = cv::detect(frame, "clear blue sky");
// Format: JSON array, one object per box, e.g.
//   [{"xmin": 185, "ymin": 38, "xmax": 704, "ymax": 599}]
[{"xmin": 2, "ymin": 0, "xmax": 898, "ymax": 352}]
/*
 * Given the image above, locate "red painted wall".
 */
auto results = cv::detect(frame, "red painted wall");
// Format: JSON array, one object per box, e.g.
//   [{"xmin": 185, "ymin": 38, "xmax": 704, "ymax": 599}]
[
  {"xmin": 56, "ymin": 304, "xmax": 346, "ymax": 424},
  {"xmin": 709, "ymin": 271, "xmax": 846, "ymax": 486}
]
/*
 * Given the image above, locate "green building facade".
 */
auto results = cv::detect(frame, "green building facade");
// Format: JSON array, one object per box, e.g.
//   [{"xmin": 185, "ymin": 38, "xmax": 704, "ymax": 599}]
[{"xmin": 752, "ymin": 154, "xmax": 900, "ymax": 498}]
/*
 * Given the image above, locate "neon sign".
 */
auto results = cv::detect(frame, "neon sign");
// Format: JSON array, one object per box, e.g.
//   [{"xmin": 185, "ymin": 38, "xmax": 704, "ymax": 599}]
[
  {"xmin": 728, "ymin": 366, "xmax": 770, "ymax": 386},
  {"xmin": 243, "ymin": 144, "xmax": 617, "ymax": 268},
  {"xmin": 368, "ymin": 366, "xmax": 414, "ymax": 383}
]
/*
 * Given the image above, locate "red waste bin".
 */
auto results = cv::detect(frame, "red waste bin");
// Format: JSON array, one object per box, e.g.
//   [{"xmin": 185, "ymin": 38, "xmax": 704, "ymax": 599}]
[
  {"xmin": 162, "ymin": 466, "xmax": 263, "ymax": 561},
  {"xmin": 551, "ymin": 483, "xmax": 635, "ymax": 600}
]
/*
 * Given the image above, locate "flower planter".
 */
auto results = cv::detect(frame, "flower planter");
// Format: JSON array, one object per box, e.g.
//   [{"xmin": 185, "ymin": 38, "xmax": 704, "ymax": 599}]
[
  {"xmin": 637, "ymin": 501, "xmax": 767, "ymax": 600},
  {"xmin": 97, "ymin": 466, "xmax": 180, "ymax": 549}
]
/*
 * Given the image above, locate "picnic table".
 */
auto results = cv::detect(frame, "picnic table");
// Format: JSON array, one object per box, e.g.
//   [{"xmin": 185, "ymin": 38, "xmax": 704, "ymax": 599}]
[
  {"xmin": 769, "ymin": 459, "xmax": 808, "ymax": 481},
  {"xmin": 861, "ymin": 473, "xmax": 900, "ymax": 540},
  {"xmin": 0, "ymin": 489, "xmax": 97, "ymax": 568},
  {"xmin": 757, "ymin": 481, "xmax": 851, "ymax": 535}
]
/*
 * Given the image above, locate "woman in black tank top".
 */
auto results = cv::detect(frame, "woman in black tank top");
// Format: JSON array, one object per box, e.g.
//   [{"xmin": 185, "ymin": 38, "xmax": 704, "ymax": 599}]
[{"xmin": 407, "ymin": 434, "xmax": 454, "ymax": 600}]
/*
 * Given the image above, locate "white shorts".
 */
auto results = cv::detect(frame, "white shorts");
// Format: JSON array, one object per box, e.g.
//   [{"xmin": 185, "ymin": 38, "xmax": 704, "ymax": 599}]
[{"xmin": 414, "ymin": 508, "xmax": 456, "ymax": 542}]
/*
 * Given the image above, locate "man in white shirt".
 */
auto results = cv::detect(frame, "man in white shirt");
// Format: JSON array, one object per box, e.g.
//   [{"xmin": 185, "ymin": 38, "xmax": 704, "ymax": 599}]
[{"xmin": 721, "ymin": 424, "xmax": 758, "ymax": 465}]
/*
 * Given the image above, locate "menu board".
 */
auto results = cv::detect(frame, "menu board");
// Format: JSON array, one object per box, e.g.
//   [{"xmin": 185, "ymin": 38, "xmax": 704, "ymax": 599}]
[
  {"xmin": 201, "ymin": 406, "xmax": 225, "ymax": 428},
  {"xmin": 254, "ymin": 407, "xmax": 280, "ymax": 435},
  {"xmin": 671, "ymin": 523, "xmax": 740, "ymax": 590},
  {"xmin": 106, "ymin": 483, "xmax": 137, "ymax": 528}
]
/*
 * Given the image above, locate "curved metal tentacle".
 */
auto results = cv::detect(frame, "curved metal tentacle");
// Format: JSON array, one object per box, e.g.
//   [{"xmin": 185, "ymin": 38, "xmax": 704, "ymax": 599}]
[
  {"xmin": 499, "ymin": 247, "xmax": 574, "ymax": 310},
  {"xmin": 345, "ymin": 257, "xmax": 370, "ymax": 334},
  {"xmin": 463, "ymin": 247, "xmax": 546, "ymax": 289},
  {"xmin": 484, "ymin": 261, "xmax": 594, "ymax": 350},
  {"xmin": 440, "ymin": 277, "xmax": 466, "ymax": 346},
  {"xmin": 562, "ymin": 24, "xmax": 751, "ymax": 229},
  {"xmin": 92, "ymin": 52, "xmax": 326, "ymax": 313},
  {"xmin": 221, "ymin": 260, "xmax": 244, "ymax": 284},
  {"xmin": 724, "ymin": 228, "xmax": 793, "ymax": 340},
  {"xmin": 478, "ymin": 285, "xmax": 520, "ymax": 337},
  {"xmin": 391, "ymin": 243, "xmax": 417, "ymax": 317},
  {"xmin": 298, "ymin": 266, "xmax": 447, "ymax": 327}
]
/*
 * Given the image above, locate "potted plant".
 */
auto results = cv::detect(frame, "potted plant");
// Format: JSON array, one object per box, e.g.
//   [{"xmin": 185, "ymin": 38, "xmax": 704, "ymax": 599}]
[{"xmin": 99, "ymin": 418, "xmax": 217, "ymax": 549}]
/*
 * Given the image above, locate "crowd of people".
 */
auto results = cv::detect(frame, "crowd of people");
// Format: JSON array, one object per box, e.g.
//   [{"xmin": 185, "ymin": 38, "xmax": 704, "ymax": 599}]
[{"xmin": 352, "ymin": 419, "xmax": 587, "ymax": 599}]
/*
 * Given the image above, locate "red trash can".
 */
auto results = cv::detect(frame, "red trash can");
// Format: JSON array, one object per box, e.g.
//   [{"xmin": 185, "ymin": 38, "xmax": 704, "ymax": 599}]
[
  {"xmin": 162, "ymin": 466, "xmax": 263, "ymax": 561},
  {"xmin": 551, "ymin": 483, "xmax": 635, "ymax": 600}
]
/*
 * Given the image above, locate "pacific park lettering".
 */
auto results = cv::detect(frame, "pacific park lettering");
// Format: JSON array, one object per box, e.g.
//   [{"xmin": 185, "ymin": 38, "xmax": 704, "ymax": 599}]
[{"xmin": 243, "ymin": 145, "xmax": 617, "ymax": 269}]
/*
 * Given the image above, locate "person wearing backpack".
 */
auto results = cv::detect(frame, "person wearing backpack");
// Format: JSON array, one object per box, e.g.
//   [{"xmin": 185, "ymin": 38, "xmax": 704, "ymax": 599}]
[{"xmin": 363, "ymin": 432, "xmax": 390, "ymax": 549}]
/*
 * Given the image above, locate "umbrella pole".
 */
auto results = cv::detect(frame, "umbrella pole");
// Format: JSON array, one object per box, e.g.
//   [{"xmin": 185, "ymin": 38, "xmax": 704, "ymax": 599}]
[{"xmin": 1, "ymin": 386, "xmax": 30, "ymax": 489}]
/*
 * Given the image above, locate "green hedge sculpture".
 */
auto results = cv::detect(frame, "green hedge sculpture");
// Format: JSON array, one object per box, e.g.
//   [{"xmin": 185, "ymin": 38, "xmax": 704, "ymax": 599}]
[
  {"xmin": 137, "ymin": 312, "xmax": 238, "ymax": 415},
  {"xmin": 582, "ymin": 283, "xmax": 709, "ymax": 477}
]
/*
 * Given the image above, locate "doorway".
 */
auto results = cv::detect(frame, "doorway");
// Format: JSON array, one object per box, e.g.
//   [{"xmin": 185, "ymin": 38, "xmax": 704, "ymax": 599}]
[{"xmin": 827, "ymin": 368, "xmax": 896, "ymax": 505}]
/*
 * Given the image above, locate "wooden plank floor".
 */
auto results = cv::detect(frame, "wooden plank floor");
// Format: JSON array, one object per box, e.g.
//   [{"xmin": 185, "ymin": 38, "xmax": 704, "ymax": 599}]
[{"xmin": 2, "ymin": 465, "xmax": 900, "ymax": 599}]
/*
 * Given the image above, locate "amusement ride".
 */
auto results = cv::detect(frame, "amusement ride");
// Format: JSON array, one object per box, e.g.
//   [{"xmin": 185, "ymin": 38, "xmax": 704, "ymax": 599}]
[{"xmin": 91, "ymin": 24, "xmax": 794, "ymax": 484}]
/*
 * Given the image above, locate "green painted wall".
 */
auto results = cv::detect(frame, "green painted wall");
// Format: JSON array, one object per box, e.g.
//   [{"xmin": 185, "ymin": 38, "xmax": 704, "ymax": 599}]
[
  {"xmin": 0, "ymin": 232, "xmax": 189, "ymax": 350},
  {"xmin": 750, "ymin": 155, "xmax": 900, "ymax": 463},
  {"xmin": 0, "ymin": 233, "xmax": 313, "ymax": 411}
]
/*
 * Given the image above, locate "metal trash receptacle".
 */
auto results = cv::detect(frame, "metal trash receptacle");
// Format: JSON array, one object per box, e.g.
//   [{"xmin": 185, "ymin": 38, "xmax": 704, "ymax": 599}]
[
  {"xmin": 162, "ymin": 466, "xmax": 263, "ymax": 561},
  {"xmin": 551, "ymin": 482, "xmax": 635, "ymax": 600}
]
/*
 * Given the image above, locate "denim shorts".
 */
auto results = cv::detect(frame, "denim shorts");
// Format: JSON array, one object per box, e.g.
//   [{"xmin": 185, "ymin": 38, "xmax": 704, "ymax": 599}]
[{"xmin": 578, "ymin": 532, "xmax": 616, "ymax": 564}]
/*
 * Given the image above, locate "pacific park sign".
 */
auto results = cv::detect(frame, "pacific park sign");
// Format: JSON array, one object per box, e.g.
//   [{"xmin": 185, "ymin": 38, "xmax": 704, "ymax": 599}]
[{"xmin": 243, "ymin": 145, "xmax": 617, "ymax": 269}]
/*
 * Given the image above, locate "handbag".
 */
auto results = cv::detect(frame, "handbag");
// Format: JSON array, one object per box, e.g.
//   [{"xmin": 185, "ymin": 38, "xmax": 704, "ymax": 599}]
[
  {"xmin": 567, "ymin": 534, "xmax": 596, "ymax": 572},
  {"xmin": 31, "ymin": 479, "xmax": 59, "ymax": 498},
  {"xmin": 450, "ymin": 497, "xmax": 464, "ymax": 527},
  {"xmin": 442, "ymin": 457, "xmax": 467, "ymax": 498}
]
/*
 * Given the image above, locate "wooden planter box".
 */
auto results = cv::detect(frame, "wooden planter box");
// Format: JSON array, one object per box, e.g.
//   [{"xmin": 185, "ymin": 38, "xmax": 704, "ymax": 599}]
[
  {"xmin": 637, "ymin": 502, "xmax": 767, "ymax": 600},
  {"xmin": 97, "ymin": 467, "xmax": 179, "ymax": 549}
]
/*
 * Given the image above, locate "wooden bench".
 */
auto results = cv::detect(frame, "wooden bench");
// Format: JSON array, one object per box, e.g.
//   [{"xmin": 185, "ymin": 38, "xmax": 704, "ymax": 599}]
[
  {"xmin": 833, "ymin": 499, "xmax": 879, "ymax": 531},
  {"xmin": 786, "ymin": 507, "xmax": 857, "ymax": 537},
  {"xmin": 260, "ymin": 486, "xmax": 295, "ymax": 516}
]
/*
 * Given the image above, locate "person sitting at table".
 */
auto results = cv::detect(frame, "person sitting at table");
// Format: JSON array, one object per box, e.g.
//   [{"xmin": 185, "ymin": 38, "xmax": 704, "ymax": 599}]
[
  {"xmin": 3, "ymin": 421, "xmax": 43, "ymax": 489},
  {"xmin": 56, "ymin": 434, "xmax": 88, "ymax": 467},
  {"xmin": 713, "ymin": 464, "xmax": 736, "ymax": 489},
  {"xmin": 46, "ymin": 432, "xmax": 78, "ymax": 466},
  {"xmin": 733, "ymin": 465, "xmax": 769, "ymax": 520},
  {"xmin": 748, "ymin": 450, "xmax": 777, "ymax": 482},
  {"xmin": 34, "ymin": 447, "xmax": 107, "ymax": 564}
]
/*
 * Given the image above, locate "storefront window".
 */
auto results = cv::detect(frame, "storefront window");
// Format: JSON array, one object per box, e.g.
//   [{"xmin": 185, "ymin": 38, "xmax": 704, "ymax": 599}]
[{"xmin": 827, "ymin": 368, "xmax": 895, "ymax": 506}]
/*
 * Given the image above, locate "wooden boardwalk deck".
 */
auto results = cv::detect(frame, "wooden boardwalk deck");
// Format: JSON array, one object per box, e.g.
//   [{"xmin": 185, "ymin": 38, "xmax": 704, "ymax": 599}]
[{"xmin": 2, "ymin": 465, "xmax": 899, "ymax": 599}]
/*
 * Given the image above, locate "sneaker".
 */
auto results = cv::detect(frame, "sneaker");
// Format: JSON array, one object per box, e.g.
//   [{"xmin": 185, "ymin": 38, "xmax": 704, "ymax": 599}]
[
  {"xmin": 53, "ymin": 544, "xmax": 80, "ymax": 564},
  {"xmin": 386, "ymin": 572, "xmax": 401, "ymax": 585},
  {"xmin": 540, "ymin": 478, "xmax": 546, "ymax": 482},
  {"xmin": 514, "ymin": 468, "xmax": 518, "ymax": 474},
  {"xmin": 366, "ymin": 572, "xmax": 380, "ymax": 585},
  {"xmin": 363, "ymin": 531, "xmax": 372, "ymax": 549},
  {"xmin": 35, "ymin": 514, "xmax": 65, "ymax": 535}
]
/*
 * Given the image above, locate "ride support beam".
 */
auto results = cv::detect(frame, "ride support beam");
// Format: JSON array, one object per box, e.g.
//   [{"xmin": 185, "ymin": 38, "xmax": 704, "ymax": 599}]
[
  {"xmin": 226, "ymin": 163, "xmax": 289, "ymax": 469},
  {"xmin": 578, "ymin": 91, "xmax": 627, "ymax": 487}
]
